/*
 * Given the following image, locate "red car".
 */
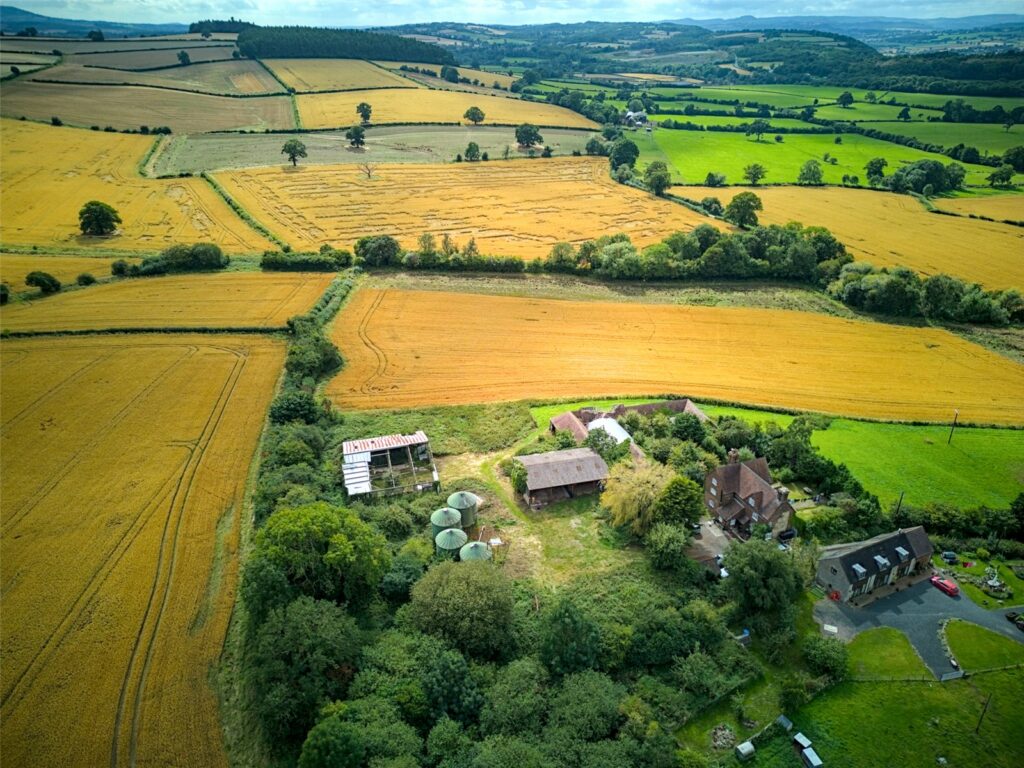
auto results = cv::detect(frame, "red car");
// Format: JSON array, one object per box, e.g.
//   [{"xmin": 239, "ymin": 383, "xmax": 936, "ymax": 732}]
[{"xmin": 931, "ymin": 575, "xmax": 960, "ymax": 596}]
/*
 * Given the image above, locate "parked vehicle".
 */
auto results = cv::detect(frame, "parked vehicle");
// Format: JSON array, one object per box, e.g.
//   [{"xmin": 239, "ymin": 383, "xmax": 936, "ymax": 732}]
[
  {"xmin": 941, "ymin": 551, "xmax": 958, "ymax": 564},
  {"xmin": 930, "ymin": 575, "xmax": 960, "ymax": 596},
  {"xmin": 779, "ymin": 528, "xmax": 798, "ymax": 542},
  {"xmin": 1006, "ymin": 611, "xmax": 1020, "ymax": 623}
]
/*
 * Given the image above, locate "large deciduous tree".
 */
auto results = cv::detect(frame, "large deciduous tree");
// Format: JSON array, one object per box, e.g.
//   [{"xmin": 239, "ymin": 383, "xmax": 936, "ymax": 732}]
[
  {"xmin": 356, "ymin": 101, "xmax": 373, "ymax": 123},
  {"xmin": 464, "ymin": 105, "xmax": 485, "ymax": 125},
  {"xmin": 601, "ymin": 460, "xmax": 674, "ymax": 536},
  {"xmin": 515, "ymin": 123, "xmax": 543, "ymax": 147},
  {"xmin": 723, "ymin": 191, "xmax": 763, "ymax": 228},
  {"xmin": 78, "ymin": 200, "xmax": 122, "ymax": 236},
  {"xmin": 281, "ymin": 138, "xmax": 308, "ymax": 166}
]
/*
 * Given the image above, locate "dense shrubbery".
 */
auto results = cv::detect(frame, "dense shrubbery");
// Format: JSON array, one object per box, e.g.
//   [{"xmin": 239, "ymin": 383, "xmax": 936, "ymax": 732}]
[
  {"xmin": 829, "ymin": 264, "xmax": 1022, "ymax": 325},
  {"xmin": 25, "ymin": 271, "xmax": 61, "ymax": 294},
  {"xmin": 237, "ymin": 26, "xmax": 454, "ymax": 63},
  {"xmin": 261, "ymin": 245, "xmax": 353, "ymax": 272},
  {"xmin": 109, "ymin": 243, "xmax": 229, "ymax": 278}
]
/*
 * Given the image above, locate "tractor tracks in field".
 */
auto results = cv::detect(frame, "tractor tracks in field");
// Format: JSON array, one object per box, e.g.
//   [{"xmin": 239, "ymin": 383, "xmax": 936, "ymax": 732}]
[{"xmin": 357, "ymin": 289, "xmax": 390, "ymax": 394}]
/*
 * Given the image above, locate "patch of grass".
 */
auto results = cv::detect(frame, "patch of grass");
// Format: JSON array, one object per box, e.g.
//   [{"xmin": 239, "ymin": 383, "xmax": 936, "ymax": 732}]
[
  {"xmin": 337, "ymin": 401, "xmax": 536, "ymax": 455},
  {"xmin": 946, "ymin": 621, "xmax": 1024, "ymax": 671},
  {"xmin": 847, "ymin": 627, "xmax": 928, "ymax": 679},
  {"xmin": 932, "ymin": 554, "xmax": 1024, "ymax": 609}
]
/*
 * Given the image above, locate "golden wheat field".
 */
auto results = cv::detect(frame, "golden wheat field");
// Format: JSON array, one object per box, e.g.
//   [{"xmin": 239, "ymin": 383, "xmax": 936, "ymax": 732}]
[
  {"xmin": 264, "ymin": 58, "xmax": 418, "ymax": 92},
  {"xmin": 375, "ymin": 61, "xmax": 519, "ymax": 89},
  {"xmin": 0, "ymin": 253, "xmax": 140, "ymax": 292},
  {"xmin": 295, "ymin": 88, "xmax": 598, "ymax": 128},
  {"xmin": 0, "ymin": 272, "xmax": 333, "ymax": 332},
  {"xmin": 0, "ymin": 334, "xmax": 285, "ymax": 768},
  {"xmin": 214, "ymin": 157, "xmax": 720, "ymax": 257},
  {"xmin": 935, "ymin": 193, "xmax": 1024, "ymax": 221},
  {"xmin": 327, "ymin": 288, "xmax": 1024, "ymax": 425},
  {"xmin": 674, "ymin": 185, "xmax": 1024, "ymax": 290},
  {"xmin": 0, "ymin": 120, "xmax": 272, "ymax": 252}
]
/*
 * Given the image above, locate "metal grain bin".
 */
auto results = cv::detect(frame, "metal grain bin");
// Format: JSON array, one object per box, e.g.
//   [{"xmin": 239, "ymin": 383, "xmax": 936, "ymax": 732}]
[
  {"xmin": 447, "ymin": 491, "xmax": 480, "ymax": 528},
  {"xmin": 430, "ymin": 507, "xmax": 463, "ymax": 538},
  {"xmin": 459, "ymin": 541, "xmax": 492, "ymax": 562},
  {"xmin": 435, "ymin": 528, "xmax": 468, "ymax": 559}
]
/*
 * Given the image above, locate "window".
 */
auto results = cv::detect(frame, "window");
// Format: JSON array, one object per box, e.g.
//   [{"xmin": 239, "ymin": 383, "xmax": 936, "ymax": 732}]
[
  {"xmin": 711, "ymin": 487, "xmax": 717, "ymax": 496},
  {"xmin": 707, "ymin": 499, "xmax": 715, "ymax": 508},
  {"xmin": 747, "ymin": 496, "xmax": 755, "ymax": 507},
  {"xmin": 711, "ymin": 477, "xmax": 718, "ymax": 487}
]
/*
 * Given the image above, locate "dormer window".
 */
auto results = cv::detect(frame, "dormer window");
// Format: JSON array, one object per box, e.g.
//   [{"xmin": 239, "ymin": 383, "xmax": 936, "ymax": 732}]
[
  {"xmin": 711, "ymin": 478, "xmax": 718, "ymax": 487},
  {"xmin": 895, "ymin": 546, "xmax": 909, "ymax": 561},
  {"xmin": 747, "ymin": 497, "xmax": 755, "ymax": 506},
  {"xmin": 852, "ymin": 563, "xmax": 867, "ymax": 579},
  {"xmin": 874, "ymin": 555, "xmax": 891, "ymax": 569}
]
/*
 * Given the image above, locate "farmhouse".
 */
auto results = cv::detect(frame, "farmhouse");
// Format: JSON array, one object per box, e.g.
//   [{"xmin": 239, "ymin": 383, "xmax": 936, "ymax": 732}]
[
  {"xmin": 704, "ymin": 449, "xmax": 793, "ymax": 536},
  {"xmin": 517, "ymin": 447, "xmax": 609, "ymax": 507},
  {"xmin": 815, "ymin": 526, "xmax": 934, "ymax": 603},
  {"xmin": 549, "ymin": 399, "xmax": 709, "ymax": 443},
  {"xmin": 341, "ymin": 430, "xmax": 439, "ymax": 497}
]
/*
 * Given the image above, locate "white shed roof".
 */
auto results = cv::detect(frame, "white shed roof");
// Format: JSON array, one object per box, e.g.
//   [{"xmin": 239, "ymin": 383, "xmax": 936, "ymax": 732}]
[{"xmin": 587, "ymin": 417, "xmax": 631, "ymax": 444}]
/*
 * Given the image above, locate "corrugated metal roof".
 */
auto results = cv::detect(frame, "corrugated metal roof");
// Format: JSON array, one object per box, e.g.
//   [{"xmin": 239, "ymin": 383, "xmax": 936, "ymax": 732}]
[
  {"xmin": 517, "ymin": 448, "xmax": 609, "ymax": 491},
  {"xmin": 342, "ymin": 431, "xmax": 429, "ymax": 455},
  {"xmin": 587, "ymin": 417, "xmax": 631, "ymax": 444}
]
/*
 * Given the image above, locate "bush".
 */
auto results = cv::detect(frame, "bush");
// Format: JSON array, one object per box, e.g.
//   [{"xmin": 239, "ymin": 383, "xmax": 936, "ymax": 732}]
[
  {"xmin": 111, "ymin": 259, "xmax": 130, "ymax": 277},
  {"xmin": 355, "ymin": 235, "xmax": 402, "ymax": 267},
  {"xmin": 136, "ymin": 243, "xmax": 228, "ymax": 276},
  {"xmin": 0, "ymin": 283, "xmax": 8, "ymax": 305},
  {"xmin": 262, "ymin": 248, "xmax": 352, "ymax": 271},
  {"xmin": 802, "ymin": 635, "xmax": 848, "ymax": 681},
  {"xmin": 76, "ymin": 273, "xmax": 97, "ymax": 286},
  {"xmin": 645, "ymin": 523, "xmax": 691, "ymax": 571},
  {"xmin": 25, "ymin": 271, "xmax": 61, "ymax": 294},
  {"xmin": 269, "ymin": 391, "xmax": 320, "ymax": 424}
]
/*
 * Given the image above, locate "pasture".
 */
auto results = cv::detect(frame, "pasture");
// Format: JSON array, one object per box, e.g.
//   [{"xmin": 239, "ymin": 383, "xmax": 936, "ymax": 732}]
[
  {"xmin": 0, "ymin": 253, "xmax": 140, "ymax": 292},
  {"xmin": 376, "ymin": 61, "xmax": 518, "ymax": 89},
  {"xmin": 214, "ymin": 157, "xmax": 714, "ymax": 257},
  {"xmin": 295, "ymin": 88, "xmax": 597, "ymax": 128},
  {"xmin": 674, "ymin": 185, "xmax": 1024, "ymax": 290},
  {"xmin": 0, "ymin": 272, "xmax": 334, "ymax": 332},
  {"xmin": 648, "ymin": 114, "xmax": 812, "ymax": 129},
  {"xmin": 66, "ymin": 45, "xmax": 237, "ymax": 69},
  {"xmin": 0, "ymin": 120, "xmax": 273, "ymax": 253},
  {"xmin": 701, "ymin": 404, "xmax": 1024, "ymax": 509},
  {"xmin": 642, "ymin": 129, "xmax": 998, "ymax": 186},
  {"xmin": 30, "ymin": 60, "xmax": 285, "ymax": 96},
  {"xmin": 0, "ymin": 81, "xmax": 294, "ymax": 133},
  {"xmin": 812, "ymin": 102, "xmax": 943, "ymax": 121},
  {"xmin": 869, "ymin": 121, "xmax": 1024, "ymax": 155},
  {"xmin": 151, "ymin": 125, "xmax": 596, "ymax": 174},
  {"xmin": 264, "ymin": 58, "xmax": 417, "ymax": 92},
  {"xmin": 326, "ymin": 287, "xmax": 1024, "ymax": 425},
  {"xmin": 0, "ymin": 334, "xmax": 284, "ymax": 768}
]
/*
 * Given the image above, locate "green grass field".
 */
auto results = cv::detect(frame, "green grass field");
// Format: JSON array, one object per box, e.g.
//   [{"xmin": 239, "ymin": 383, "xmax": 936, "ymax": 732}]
[
  {"xmin": 878, "ymin": 90, "xmax": 1024, "ymax": 113},
  {"xmin": 648, "ymin": 114, "xmax": 812, "ymax": 129},
  {"xmin": 813, "ymin": 103, "xmax": 944, "ymax": 122},
  {"xmin": 699, "ymin": 404, "xmax": 1023, "ymax": 509},
  {"xmin": 870, "ymin": 121, "xmax": 1024, "ymax": 155},
  {"xmin": 639, "ymin": 128, "xmax": 997, "ymax": 185},
  {"xmin": 847, "ymin": 628, "xmax": 929, "ymax": 678},
  {"xmin": 946, "ymin": 621, "xmax": 1024, "ymax": 671}
]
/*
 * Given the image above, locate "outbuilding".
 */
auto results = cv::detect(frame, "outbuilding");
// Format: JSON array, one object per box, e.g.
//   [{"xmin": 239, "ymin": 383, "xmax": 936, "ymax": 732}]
[
  {"xmin": 516, "ymin": 447, "xmax": 609, "ymax": 507},
  {"xmin": 735, "ymin": 741, "xmax": 755, "ymax": 762},
  {"xmin": 801, "ymin": 747, "xmax": 823, "ymax": 767}
]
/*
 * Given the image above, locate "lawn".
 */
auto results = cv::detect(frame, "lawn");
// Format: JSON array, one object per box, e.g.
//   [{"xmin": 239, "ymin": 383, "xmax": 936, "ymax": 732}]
[
  {"xmin": 644, "ymin": 129, "xmax": 997, "ymax": 185},
  {"xmin": 945, "ymin": 620, "xmax": 1024, "ymax": 671},
  {"xmin": 847, "ymin": 627, "xmax": 928, "ymax": 678},
  {"xmin": 698, "ymin": 404, "xmax": 1024, "ymax": 510},
  {"xmin": 932, "ymin": 553, "xmax": 1024, "ymax": 609}
]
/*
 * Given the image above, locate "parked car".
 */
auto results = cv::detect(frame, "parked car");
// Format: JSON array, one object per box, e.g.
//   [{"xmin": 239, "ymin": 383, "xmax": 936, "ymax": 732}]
[
  {"xmin": 1006, "ymin": 611, "xmax": 1020, "ymax": 623},
  {"xmin": 778, "ymin": 528, "xmax": 798, "ymax": 542},
  {"xmin": 1015, "ymin": 618, "xmax": 1024, "ymax": 633},
  {"xmin": 930, "ymin": 575, "xmax": 960, "ymax": 596},
  {"xmin": 941, "ymin": 551, "xmax": 958, "ymax": 564}
]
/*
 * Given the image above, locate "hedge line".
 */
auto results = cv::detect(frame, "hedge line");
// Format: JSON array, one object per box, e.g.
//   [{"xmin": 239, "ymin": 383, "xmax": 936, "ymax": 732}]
[{"xmin": 200, "ymin": 172, "xmax": 286, "ymax": 248}]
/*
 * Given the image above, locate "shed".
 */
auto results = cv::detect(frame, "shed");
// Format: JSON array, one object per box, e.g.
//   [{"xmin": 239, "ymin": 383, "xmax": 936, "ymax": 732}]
[
  {"xmin": 801, "ymin": 747, "xmax": 823, "ymax": 767},
  {"xmin": 516, "ymin": 448, "xmax": 609, "ymax": 507},
  {"xmin": 775, "ymin": 714, "xmax": 793, "ymax": 732},
  {"xmin": 435, "ymin": 528, "xmax": 468, "ymax": 559},
  {"xmin": 735, "ymin": 741, "xmax": 755, "ymax": 761},
  {"xmin": 430, "ymin": 507, "xmax": 462, "ymax": 538},
  {"xmin": 793, "ymin": 733, "xmax": 812, "ymax": 750},
  {"xmin": 586, "ymin": 417, "xmax": 632, "ymax": 445}
]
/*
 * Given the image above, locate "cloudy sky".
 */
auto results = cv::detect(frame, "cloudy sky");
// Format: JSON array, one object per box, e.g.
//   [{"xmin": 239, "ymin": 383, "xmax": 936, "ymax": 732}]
[{"xmin": 12, "ymin": 0, "xmax": 1021, "ymax": 27}]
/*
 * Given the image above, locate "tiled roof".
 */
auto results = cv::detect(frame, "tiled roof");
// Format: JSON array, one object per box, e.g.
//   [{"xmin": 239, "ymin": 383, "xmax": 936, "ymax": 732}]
[{"xmin": 517, "ymin": 448, "xmax": 609, "ymax": 491}]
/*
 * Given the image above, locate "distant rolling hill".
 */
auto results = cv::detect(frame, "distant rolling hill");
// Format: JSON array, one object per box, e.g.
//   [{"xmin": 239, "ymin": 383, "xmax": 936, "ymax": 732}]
[
  {"xmin": 0, "ymin": 5, "xmax": 188, "ymax": 37},
  {"xmin": 667, "ymin": 14, "xmax": 1024, "ymax": 34}
]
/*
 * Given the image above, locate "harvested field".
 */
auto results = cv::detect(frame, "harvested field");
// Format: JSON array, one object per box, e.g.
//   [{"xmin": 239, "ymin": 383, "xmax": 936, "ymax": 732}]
[
  {"xmin": 68, "ymin": 45, "xmax": 237, "ymax": 69},
  {"xmin": 0, "ymin": 253, "xmax": 140, "ymax": 292},
  {"xmin": 0, "ymin": 38, "xmax": 234, "ymax": 55},
  {"xmin": 152, "ymin": 125, "xmax": 596, "ymax": 174},
  {"xmin": 0, "ymin": 334, "xmax": 284, "ymax": 768},
  {"xmin": 673, "ymin": 185, "xmax": 1024, "ymax": 290},
  {"xmin": 296, "ymin": 88, "xmax": 597, "ymax": 128},
  {"xmin": 616, "ymin": 72, "xmax": 678, "ymax": 81},
  {"xmin": 0, "ymin": 120, "xmax": 273, "ymax": 252},
  {"xmin": 0, "ymin": 81, "xmax": 293, "ymax": 133},
  {"xmin": 327, "ymin": 288, "xmax": 1024, "ymax": 425},
  {"xmin": 376, "ymin": 61, "xmax": 517, "ymax": 89},
  {"xmin": 264, "ymin": 58, "xmax": 417, "ymax": 92},
  {"xmin": 935, "ymin": 193, "xmax": 1024, "ymax": 221},
  {"xmin": 0, "ymin": 51, "xmax": 58, "ymax": 65},
  {"xmin": 214, "ymin": 157, "xmax": 720, "ymax": 257},
  {"xmin": 0, "ymin": 272, "xmax": 333, "ymax": 332},
  {"xmin": 31, "ymin": 60, "xmax": 285, "ymax": 95}
]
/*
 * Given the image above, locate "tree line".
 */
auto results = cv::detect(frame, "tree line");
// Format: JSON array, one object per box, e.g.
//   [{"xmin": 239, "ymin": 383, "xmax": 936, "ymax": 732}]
[{"xmin": 236, "ymin": 26, "xmax": 455, "ymax": 64}]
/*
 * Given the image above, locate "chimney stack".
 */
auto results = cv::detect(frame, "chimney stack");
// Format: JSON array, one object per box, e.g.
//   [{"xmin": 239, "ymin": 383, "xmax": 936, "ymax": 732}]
[
  {"xmin": 778, "ymin": 487, "xmax": 790, "ymax": 502},
  {"xmin": 727, "ymin": 448, "xmax": 740, "ymax": 464}
]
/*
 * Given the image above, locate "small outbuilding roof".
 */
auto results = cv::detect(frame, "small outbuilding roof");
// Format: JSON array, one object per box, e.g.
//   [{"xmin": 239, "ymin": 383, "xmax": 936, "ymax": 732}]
[
  {"xmin": 516, "ymin": 448, "xmax": 609, "ymax": 491},
  {"xmin": 801, "ymin": 747, "xmax": 823, "ymax": 767},
  {"xmin": 342, "ymin": 431, "xmax": 429, "ymax": 455},
  {"xmin": 550, "ymin": 411, "xmax": 589, "ymax": 443},
  {"xmin": 587, "ymin": 417, "xmax": 632, "ymax": 444},
  {"xmin": 793, "ymin": 732, "xmax": 812, "ymax": 749}
]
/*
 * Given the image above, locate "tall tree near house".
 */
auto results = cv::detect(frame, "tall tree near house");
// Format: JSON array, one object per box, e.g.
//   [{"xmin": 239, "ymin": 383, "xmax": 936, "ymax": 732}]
[
  {"xmin": 281, "ymin": 138, "xmax": 308, "ymax": 166},
  {"xmin": 463, "ymin": 106, "xmax": 485, "ymax": 125},
  {"xmin": 356, "ymin": 102, "xmax": 372, "ymax": 124}
]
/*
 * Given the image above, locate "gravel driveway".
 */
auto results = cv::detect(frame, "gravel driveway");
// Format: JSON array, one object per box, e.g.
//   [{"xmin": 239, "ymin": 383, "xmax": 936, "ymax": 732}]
[{"xmin": 814, "ymin": 580, "xmax": 1024, "ymax": 678}]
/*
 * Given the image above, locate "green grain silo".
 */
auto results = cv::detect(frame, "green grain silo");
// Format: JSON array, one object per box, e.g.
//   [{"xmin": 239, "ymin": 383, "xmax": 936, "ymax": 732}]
[
  {"xmin": 435, "ymin": 527, "xmax": 468, "ymax": 559},
  {"xmin": 459, "ymin": 541, "xmax": 492, "ymax": 562},
  {"xmin": 447, "ymin": 491, "xmax": 480, "ymax": 528},
  {"xmin": 430, "ymin": 507, "xmax": 462, "ymax": 538}
]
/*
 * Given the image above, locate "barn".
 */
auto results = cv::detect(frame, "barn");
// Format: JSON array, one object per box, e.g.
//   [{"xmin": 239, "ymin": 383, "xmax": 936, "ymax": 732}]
[{"xmin": 516, "ymin": 447, "xmax": 609, "ymax": 508}]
